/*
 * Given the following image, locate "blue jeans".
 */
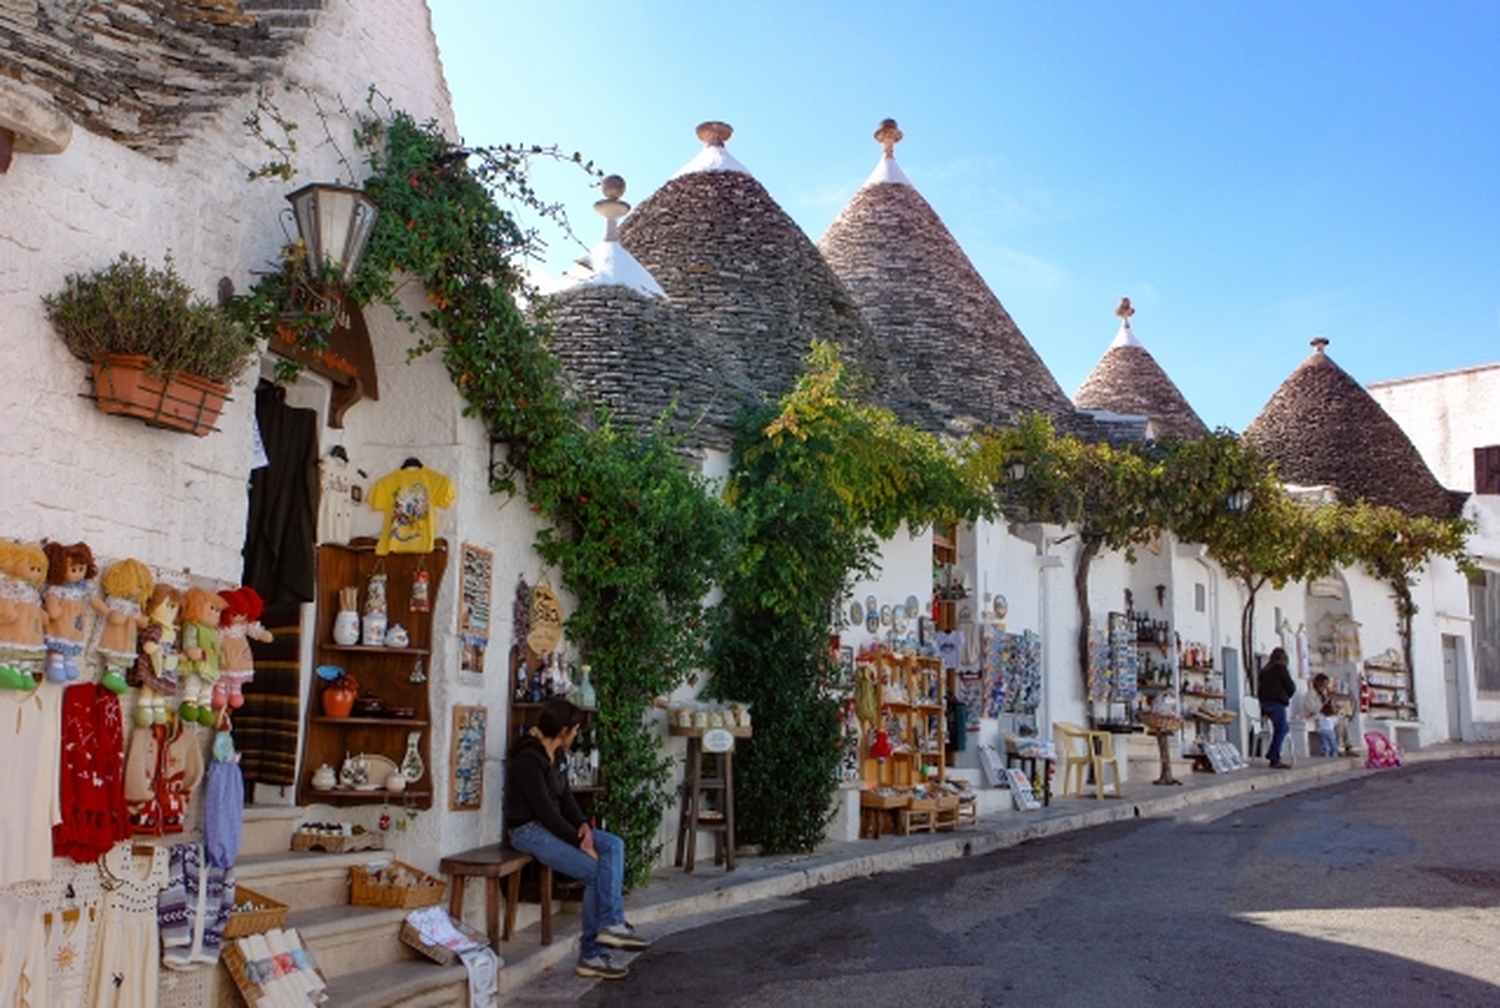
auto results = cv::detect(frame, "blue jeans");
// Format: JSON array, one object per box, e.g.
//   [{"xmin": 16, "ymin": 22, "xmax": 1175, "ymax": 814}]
[
  {"xmin": 1264, "ymin": 701, "xmax": 1289, "ymax": 764},
  {"xmin": 1319, "ymin": 726, "xmax": 1338, "ymax": 756},
  {"xmin": 508, "ymin": 821, "xmax": 625, "ymax": 959}
]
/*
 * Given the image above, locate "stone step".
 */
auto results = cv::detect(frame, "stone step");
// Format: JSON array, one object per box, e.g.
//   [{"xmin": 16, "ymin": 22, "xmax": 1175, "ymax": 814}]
[
  {"xmin": 234, "ymin": 849, "xmax": 385, "ymax": 913},
  {"xmin": 240, "ymin": 805, "xmax": 307, "ymax": 858},
  {"xmin": 291, "ymin": 902, "xmax": 417, "ymax": 978},
  {"xmin": 322, "ymin": 958, "xmax": 469, "ymax": 1007}
]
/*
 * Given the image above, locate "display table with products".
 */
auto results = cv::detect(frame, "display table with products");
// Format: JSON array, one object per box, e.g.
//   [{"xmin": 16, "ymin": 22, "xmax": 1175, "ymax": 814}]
[{"xmin": 671, "ymin": 723, "xmax": 750, "ymax": 872}]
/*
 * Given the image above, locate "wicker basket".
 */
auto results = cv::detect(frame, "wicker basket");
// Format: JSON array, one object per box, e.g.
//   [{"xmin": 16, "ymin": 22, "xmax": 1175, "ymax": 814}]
[
  {"xmin": 222, "ymin": 931, "xmax": 327, "ymax": 1006},
  {"xmin": 350, "ymin": 860, "xmax": 447, "ymax": 910},
  {"xmin": 1139, "ymin": 712, "xmax": 1184, "ymax": 734},
  {"xmin": 291, "ymin": 829, "xmax": 385, "ymax": 854},
  {"xmin": 224, "ymin": 885, "xmax": 290, "ymax": 939},
  {"xmin": 398, "ymin": 914, "xmax": 489, "ymax": 966}
]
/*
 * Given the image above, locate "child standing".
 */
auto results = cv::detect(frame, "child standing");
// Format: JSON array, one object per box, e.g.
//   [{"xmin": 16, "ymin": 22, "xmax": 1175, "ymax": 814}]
[{"xmin": 1316, "ymin": 700, "xmax": 1341, "ymax": 757}]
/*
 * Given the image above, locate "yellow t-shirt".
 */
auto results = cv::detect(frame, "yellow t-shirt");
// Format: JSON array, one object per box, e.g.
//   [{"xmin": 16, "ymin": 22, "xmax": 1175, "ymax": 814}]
[{"xmin": 369, "ymin": 465, "xmax": 456, "ymax": 554}]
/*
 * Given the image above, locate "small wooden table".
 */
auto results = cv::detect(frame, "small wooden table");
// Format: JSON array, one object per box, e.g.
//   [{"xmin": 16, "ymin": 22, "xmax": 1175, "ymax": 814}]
[
  {"xmin": 439, "ymin": 844, "xmax": 553, "ymax": 947},
  {"xmin": 671, "ymin": 723, "xmax": 750, "ymax": 872},
  {"xmin": 1140, "ymin": 713, "xmax": 1185, "ymax": 786}
]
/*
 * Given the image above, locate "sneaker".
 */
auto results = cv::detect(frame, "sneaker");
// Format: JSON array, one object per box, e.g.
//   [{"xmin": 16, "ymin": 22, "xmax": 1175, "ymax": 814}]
[
  {"xmin": 576, "ymin": 953, "xmax": 629, "ymax": 980},
  {"xmin": 597, "ymin": 922, "xmax": 650, "ymax": 952}
]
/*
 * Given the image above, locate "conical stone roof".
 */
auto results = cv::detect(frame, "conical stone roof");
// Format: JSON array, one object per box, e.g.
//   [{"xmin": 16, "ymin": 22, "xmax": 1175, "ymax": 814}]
[
  {"xmin": 1244, "ymin": 339, "xmax": 1460, "ymax": 518},
  {"xmin": 547, "ymin": 176, "xmax": 735, "ymax": 452},
  {"xmin": 818, "ymin": 119, "xmax": 1079, "ymax": 435},
  {"xmin": 618, "ymin": 122, "xmax": 910, "ymax": 422},
  {"xmin": 1074, "ymin": 299, "xmax": 1209, "ymax": 441}
]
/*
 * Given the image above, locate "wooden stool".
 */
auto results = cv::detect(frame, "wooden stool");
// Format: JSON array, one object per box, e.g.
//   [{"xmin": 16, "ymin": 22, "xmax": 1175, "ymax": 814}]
[
  {"xmin": 439, "ymin": 844, "xmax": 553, "ymax": 946},
  {"xmin": 671, "ymin": 726, "xmax": 748, "ymax": 872}
]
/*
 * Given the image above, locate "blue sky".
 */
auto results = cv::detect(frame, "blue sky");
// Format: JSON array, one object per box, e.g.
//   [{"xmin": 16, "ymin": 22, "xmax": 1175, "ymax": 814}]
[{"xmin": 428, "ymin": 1, "xmax": 1499, "ymax": 432}]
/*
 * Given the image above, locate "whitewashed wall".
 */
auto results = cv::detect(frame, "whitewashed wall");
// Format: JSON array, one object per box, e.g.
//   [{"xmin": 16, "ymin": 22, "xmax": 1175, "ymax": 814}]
[{"xmin": 0, "ymin": 0, "xmax": 455, "ymax": 577}]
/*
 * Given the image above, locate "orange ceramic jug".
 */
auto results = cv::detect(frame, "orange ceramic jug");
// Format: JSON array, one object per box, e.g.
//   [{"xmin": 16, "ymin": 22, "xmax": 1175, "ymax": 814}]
[{"xmin": 322, "ymin": 681, "xmax": 357, "ymax": 718}]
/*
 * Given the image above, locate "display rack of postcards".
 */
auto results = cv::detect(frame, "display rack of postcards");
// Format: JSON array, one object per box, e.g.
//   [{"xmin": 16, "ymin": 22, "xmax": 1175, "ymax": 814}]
[{"xmin": 1089, "ymin": 612, "xmax": 1139, "ymax": 730}]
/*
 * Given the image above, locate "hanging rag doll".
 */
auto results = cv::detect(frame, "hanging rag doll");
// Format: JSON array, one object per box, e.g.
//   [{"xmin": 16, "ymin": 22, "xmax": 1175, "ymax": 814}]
[
  {"xmin": 129, "ymin": 583, "xmax": 183, "ymax": 728},
  {"xmin": 216, "ymin": 586, "xmax": 272, "ymax": 712},
  {"xmin": 93, "ymin": 557, "xmax": 154, "ymax": 696},
  {"xmin": 178, "ymin": 587, "xmax": 227, "ymax": 727},
  {"xmin": 42, "ymin": 541, "xmax": 108, "ymax": 684},
  {"xmin": 0, "ymin": 539, "xmax": 48, "ymax": 690}
]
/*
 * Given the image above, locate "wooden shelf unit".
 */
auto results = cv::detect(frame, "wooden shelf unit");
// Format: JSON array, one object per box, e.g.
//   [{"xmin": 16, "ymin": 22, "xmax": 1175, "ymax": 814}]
[
  {"xmin": 862, "ymin": 653, "xmax": 946, "ymax": 788},
  {"xmin": 298, "ymin": 538, "xmax": 447, "ymax": 809},
  {"xmin": 1364, "ymin": 658, "xmax": 1417, "ymax": 721}
]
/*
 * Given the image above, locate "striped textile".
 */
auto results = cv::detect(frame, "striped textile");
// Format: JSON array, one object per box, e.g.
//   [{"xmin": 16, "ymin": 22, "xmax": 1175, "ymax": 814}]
[{"xmin": 234, "ymin": 604, "xmax": 302, "ymax": 789}]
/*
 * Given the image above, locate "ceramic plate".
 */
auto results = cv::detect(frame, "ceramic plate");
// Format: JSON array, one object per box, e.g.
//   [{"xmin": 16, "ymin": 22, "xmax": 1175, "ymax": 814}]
[
  {"xmin": 850, "ymin": 601, "xmax": 863, "ymax": 624},
  {"xmin": 994, "ymin": 594, "xmax": 1008, "ymax": 619},
  {"xmin": 880, "ymin": 605, "xmax": 893, "ymax": 626},
  {"xmin": 905, "ymin": 595, "xmax": 920, "ymax": 618},
  {"xmin": 347, "ymin": 753, "xmax": 398, "ymax": 789}
]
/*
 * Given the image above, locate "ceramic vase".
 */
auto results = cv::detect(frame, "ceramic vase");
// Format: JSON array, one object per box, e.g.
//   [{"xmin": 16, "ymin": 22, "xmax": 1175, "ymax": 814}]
[
  {"xmin": 332, "ymin": 610, "xmax": 360, "ymax": 646},
  {"xmin": 401, "ymin": 731, "xmax": 425, "ymax": 783}
]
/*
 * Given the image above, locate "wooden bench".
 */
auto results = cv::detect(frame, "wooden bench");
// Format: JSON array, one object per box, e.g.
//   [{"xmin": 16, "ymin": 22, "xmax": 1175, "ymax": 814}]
[{"xmin": 439, "ymin": 844, "xmax": 553, "ymax": 947}]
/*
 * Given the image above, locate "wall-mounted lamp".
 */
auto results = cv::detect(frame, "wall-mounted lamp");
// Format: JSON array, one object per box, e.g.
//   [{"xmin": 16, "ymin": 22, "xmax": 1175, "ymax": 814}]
[
  {"xmin": 1226, "ymin": 489, "xmax": 1253, "ymax": 514},
  {"xmin": 286, "ymin": 183, "xmax": 379, "ymax": 286},
  {"xmin": 1005, "ymin": 457, "xmax": 1028, "ymax": 483}
]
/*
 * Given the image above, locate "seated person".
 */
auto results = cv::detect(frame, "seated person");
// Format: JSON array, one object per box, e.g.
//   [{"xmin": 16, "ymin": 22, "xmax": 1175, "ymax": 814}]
[{"xmin": 505, "ymin": 699, "xmax": 649, "ymax": 979}]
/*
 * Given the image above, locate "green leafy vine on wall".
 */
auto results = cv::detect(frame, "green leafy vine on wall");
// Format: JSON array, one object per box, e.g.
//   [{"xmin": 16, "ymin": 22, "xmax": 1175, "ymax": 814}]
[{"xmin": 237, "ymin": 97, "xmax": 727, "ymax": 887}]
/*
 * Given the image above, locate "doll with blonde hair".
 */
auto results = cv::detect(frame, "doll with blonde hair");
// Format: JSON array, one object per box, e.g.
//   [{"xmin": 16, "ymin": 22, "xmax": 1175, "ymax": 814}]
[
  {"xmin": 0, "ymin": 540, "xmax": 48, "ymax": 689},
  {"xmin": 94, "ymin": 557, "xmax": 154, "ymax": 695},
  {"xmin": 42, "ymin": 540, "xmax": 108, "ymax": 683}
]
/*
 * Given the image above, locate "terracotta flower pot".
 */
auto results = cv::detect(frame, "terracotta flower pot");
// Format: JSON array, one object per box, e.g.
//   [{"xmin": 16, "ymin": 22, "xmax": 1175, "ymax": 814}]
[{"xmin": 91, "ymin": 353, "xmax": 230, "ymax": 437}]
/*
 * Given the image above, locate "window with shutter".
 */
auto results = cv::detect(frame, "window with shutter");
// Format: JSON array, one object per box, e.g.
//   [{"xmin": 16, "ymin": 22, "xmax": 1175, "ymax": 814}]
[{"xmin": 1475, "ymin": 445, "xmax": 1500, "ymax": 495}]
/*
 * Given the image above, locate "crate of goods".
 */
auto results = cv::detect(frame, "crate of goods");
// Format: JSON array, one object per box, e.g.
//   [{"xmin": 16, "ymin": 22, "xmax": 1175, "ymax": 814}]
[
  {"xmin": 291, "ymin": 824, "xmax": 385, "ymax": 853},
  {"xmin": 398, "ymin": 906, "xmax": 490, "ymax": 966},
  {"xmin": 224, "ymin": 885, "xmax": 290, "ymax": 939},
  {"xmin": 350, "ymin": 859, "xmax": 447, "ymax": 910},
  {"xmin": 222, "ymin": 928, "xmax": 327, "ymax": 1006}
]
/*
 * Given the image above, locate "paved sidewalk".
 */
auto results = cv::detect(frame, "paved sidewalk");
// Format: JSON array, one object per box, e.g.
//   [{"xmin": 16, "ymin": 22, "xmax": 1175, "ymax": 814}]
[{"xmin": 495, "ymin": 741, "xmax": 1500, "ymax": 1002}]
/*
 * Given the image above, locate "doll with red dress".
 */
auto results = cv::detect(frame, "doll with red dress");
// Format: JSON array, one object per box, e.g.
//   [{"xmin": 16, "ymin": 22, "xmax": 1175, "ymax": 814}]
[
  {"xmin": 216, "ymin": 586, "xmax": 272, "ymax": 712},
  {"xmin": 42, "ymin": 541, "xmax": 108, "ymax": 684},
  {"xmin": 0, "ymin": 539, "xmax": 48, "ymax": 689}
]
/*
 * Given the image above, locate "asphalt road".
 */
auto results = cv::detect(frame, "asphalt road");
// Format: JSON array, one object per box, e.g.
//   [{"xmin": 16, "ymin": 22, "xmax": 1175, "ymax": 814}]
[{"xmin": 563, "ymin": 758, "xmax": 1500, "ymax": 1007}]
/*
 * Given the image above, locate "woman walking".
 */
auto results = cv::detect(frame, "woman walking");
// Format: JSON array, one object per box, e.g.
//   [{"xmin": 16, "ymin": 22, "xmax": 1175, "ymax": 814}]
[{"xmin": 1257, "ymin": 647, "xmax": 1297, "ymax": 769}]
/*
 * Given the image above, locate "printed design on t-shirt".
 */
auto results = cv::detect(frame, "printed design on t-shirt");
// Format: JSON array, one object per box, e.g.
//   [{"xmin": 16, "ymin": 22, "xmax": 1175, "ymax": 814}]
[{"xmin": 390, "ymin": 481, "xmax": 431, "ymax": 546}]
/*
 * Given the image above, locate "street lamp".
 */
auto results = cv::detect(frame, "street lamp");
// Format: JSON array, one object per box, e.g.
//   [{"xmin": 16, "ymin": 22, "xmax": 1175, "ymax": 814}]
[
  {"xmin": 1005, "ymin": 457, "xmax": 1028, "ymax": 483},
  {"xmin": 1226, "ymin": 489, "xmax": 1253, "ymax": 514},
  {"xmin": 286, "ymin": 183, "xmax": 379, "ymax": 285}
]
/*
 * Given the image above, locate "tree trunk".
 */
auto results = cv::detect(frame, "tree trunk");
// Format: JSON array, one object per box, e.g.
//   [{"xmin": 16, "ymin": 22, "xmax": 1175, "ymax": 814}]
[
  {"xmin": 1391, "ymin": 577, "xmax": 1416, "ymax": 675},
  {"xmin": 1074, "ymin": 534, "xmax": 1103, "ymax": 717},
  {"xmin": 1239, "ymin": 575, "xmax": 1266, "ymax": 696}
]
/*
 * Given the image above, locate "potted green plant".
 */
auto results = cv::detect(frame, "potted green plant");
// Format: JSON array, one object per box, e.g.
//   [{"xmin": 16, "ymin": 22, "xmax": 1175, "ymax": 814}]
[{"xmin": 43, "ymin": 253, "xmax": 259, "ymax": 435}]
